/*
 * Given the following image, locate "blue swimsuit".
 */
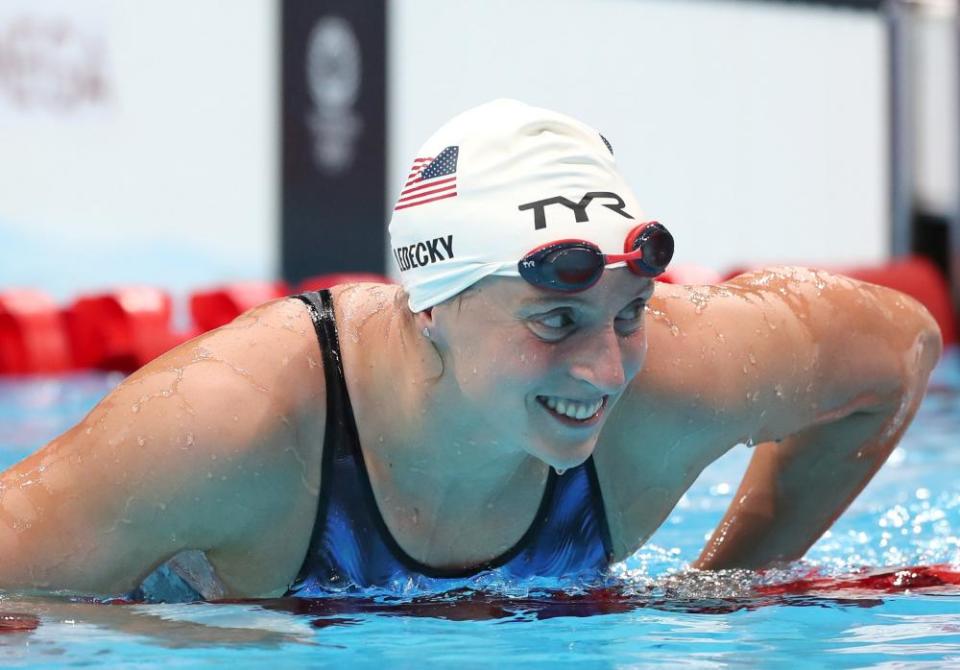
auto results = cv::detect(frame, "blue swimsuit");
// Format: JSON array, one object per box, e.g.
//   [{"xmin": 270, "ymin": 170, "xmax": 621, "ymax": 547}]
[{"xmin": 285, "ymin": 290, "xmax": 614, "ymax": 596}]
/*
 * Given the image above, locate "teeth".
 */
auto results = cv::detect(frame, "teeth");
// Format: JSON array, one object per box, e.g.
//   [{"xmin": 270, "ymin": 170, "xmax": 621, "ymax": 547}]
[{"xmin": 540, "ymin": 396, "xmax": 603, "ymax": 421}]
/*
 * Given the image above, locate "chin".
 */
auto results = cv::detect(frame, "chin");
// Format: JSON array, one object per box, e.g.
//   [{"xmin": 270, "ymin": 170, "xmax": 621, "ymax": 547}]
[{"xmin": 529, "ymin": 440, "xmax": 596, "ymax": 470}]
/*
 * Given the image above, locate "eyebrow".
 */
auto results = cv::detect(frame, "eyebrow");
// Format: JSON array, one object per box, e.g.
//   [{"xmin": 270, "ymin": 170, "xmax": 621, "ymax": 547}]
[
  {"xmin": 519, "ymin": 295, "xmax": 591, "ymax": 308},
  {"xmin": 519, "ymin": 285, "xmax": 654, "ymax": 309}
]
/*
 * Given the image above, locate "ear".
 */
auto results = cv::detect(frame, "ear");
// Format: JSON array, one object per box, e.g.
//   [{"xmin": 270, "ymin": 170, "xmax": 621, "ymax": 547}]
[{"xmin": 413, "ymin": 306, "xmax": 435, "ymax": 332}]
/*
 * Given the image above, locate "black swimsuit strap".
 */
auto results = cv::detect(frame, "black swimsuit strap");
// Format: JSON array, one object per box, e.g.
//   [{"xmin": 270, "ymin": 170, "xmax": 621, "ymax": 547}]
[
  {"xmin": 288, "ymin": 290, "xmax": 352, "ymax": 589},
  {"xmin": 293, "ymin": 289, "xmax": 346, "ymax": 422}
]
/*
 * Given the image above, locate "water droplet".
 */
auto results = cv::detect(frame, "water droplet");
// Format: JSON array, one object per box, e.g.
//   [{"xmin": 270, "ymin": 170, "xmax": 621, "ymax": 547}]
[
  {"xmin": 669, "ymin": 325, "xmax": 680, "ymax": 337},
  {"xmin": 554, "ymin": 467, "xmax": 566, "ymax": 476},
  {"xmin": 131, "ymin": 404, "xmax": 140, "ymax": 413},
  {"xmin": 136, "ymin": 436, "xmax": 146, "ymax": 447},
  {"xmin": 688, "ymin": 289, "xmax": 710, "ymax": 314},
  {"xmin": 185, "ymin": 433, "xmax": 195, "ymax": 447}
]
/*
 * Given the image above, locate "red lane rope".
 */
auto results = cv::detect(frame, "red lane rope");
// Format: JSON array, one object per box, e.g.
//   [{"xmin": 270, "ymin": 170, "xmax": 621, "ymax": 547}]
[{"xmin": 754, "ymin": 564, "xmax": 960, "ymax": 597}]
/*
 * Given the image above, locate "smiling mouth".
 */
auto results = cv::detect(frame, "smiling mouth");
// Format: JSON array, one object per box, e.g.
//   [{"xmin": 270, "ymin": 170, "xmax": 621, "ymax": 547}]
[{"xmin": 536, "ymin": 395, "xmax": 608, "ymax": 425}]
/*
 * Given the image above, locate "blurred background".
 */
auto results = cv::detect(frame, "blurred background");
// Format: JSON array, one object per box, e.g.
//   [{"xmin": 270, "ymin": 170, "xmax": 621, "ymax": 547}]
[{"xmin": 0, "ymin": 0, "xmax": 957, "ymax": 370}]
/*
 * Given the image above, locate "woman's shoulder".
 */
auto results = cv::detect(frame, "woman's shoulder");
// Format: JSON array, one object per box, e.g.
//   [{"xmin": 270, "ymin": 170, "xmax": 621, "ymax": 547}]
[
  {"xmin": 199, "ymin": 295, "xmax": 329, "ymax": 413},
  {"xmin": 277, "ymin": 282, "xmax": 409, "ymax": 427},
  {"xmin": 327, "ymin": 282, "xmax": 406, "ymax": 327}
]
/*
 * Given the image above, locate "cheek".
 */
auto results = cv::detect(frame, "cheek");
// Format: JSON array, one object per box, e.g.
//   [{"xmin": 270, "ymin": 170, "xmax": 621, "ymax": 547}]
[
  {"xmin": 624, "ymin": 329, "xmax": 649, "ymax": 379},
  {"xmin": 460, "ymin": 332, "xmax": 557, "ymax": 396},
  {"xmin": 508, "ymin": 339, "xmax": 559, "ymax": 379}
]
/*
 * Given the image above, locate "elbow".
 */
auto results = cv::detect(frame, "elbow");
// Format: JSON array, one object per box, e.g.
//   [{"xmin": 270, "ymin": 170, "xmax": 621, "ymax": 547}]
[
  {"xmin": 875, "ymin": 286, "xmax": 943, "ymax": 383},
  {"xmin": 885, "ymin": 306, "xmax": 942, "ymax": 412},
  {"xmin": 910, "ymin": 302, "xmax": 943, "ymax": 379},
  {"xmin": 862, "ymin": 309, "xmax": 941, "ymax": 429},
  {"xmin": 847, "ymin": 291, "xmax": 943, "ymax": 410}
]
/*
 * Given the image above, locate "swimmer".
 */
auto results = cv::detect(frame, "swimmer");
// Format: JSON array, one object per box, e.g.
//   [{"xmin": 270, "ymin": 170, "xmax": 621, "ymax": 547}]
[{"xmin": 0, "ymin": 99, "xmax": 943, "ymax": 598}]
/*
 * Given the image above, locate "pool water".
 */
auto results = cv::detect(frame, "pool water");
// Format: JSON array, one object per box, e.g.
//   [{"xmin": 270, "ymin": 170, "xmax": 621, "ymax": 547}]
[{"xmin": 1, "ymin": 350, "xmax": 959, "ymax": 668}]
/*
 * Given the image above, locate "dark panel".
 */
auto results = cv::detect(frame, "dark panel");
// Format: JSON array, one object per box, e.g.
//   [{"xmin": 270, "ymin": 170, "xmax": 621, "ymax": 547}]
[
  {"xmin": 913, "ymin": 210, "xmax": 952, "ymax": 283},
  {"xmin": 281, "ymin": 0, "xmax": 387, "ymax": 284}
]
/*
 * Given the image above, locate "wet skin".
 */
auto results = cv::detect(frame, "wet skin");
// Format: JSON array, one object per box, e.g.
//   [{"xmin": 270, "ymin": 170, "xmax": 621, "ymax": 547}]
[{"xmin": 0, "ymin": 267, "xmax": 943, "ymax": 598}]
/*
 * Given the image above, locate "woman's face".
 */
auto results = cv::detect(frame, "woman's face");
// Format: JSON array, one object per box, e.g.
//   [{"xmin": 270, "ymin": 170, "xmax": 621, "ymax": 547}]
[{"xmin": 428, "ymin": 269, "xmax": 654, "ymax": 469}]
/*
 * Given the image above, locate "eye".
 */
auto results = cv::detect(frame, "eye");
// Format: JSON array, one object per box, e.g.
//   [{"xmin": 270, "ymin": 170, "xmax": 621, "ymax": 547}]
[
  {"xmin": 527, "ymin": 309, "xmax": 576, "ymax": 341},
  {"xmin": 615, "ymin": 300, "xmax": 646, "ymax": 335},
  {"xmin": 616, "ymin": 300, "xmax": 646, "ymax": 322},
  {"xmin": 540, "ymin": 312, "xmax": 574, "ymax": 329}
]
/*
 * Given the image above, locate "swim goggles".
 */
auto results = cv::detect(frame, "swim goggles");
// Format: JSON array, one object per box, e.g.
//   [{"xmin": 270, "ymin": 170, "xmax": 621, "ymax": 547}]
[{"xmin": 517, "ymin": 221, "xmax": 674, "ymax": 292}]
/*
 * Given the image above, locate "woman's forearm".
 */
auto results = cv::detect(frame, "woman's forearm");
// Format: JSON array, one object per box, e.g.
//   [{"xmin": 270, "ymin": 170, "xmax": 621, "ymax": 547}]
[{"xmin": 694, "ymin": 396, "xmax": 923, "ymax": 570}]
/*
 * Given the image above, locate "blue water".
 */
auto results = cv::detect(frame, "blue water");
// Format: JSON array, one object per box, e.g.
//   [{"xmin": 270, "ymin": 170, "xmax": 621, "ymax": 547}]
[{"xmin": 1, "ymin": 351, "xmax": 959, "ymax": 668}]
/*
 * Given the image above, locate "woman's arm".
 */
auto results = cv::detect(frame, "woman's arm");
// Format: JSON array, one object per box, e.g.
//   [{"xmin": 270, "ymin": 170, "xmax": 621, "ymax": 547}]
[
  {"xmin": 0, "ymin": 298, "xmax": 325, "ymax": 597},
  {"xmin": 692, "ymin": 268, "xmax": 942, "ymax": 569},
  {"xmin": 693, "ymin": 396, "xmax": 926, "ymax": 569},
  {"xmin": 599, "ymin": 266, "xmax": 941, "ymax": 564}
]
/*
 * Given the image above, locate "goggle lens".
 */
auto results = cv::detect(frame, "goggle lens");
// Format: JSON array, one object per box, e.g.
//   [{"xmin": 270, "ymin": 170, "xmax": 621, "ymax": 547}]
[
  {"xmin": 520, "ymin": 245, "xmax": 604, "ymax": 291},
  {"xmin": 626, "ymin": 222, "xmax": 674, "ymax": 276},
  {"xmin": 518, "ymin": 221, "xmax": 674, "ymax": 292},
  {"xmin": 545, "ymin": 247, "xmax": 604, "ymax": 289}
]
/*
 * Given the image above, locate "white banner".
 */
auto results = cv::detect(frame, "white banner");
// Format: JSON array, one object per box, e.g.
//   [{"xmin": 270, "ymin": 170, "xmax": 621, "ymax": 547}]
[{"xmin": 0, "ymin": 0, "xmax": 113, "ymax": 122}]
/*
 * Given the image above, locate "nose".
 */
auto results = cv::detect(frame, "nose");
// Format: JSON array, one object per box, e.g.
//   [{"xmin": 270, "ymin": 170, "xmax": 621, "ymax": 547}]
[{"xmin": 568, "ymin": 326, "xmax": 644, "ymax": 394}]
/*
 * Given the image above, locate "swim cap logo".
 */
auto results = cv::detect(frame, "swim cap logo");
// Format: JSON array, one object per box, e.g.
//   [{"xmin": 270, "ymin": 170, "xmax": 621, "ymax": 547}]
[
  {"xmin": 393, "ymin": 234, "xmax": 454, "ymax": 272},
  {"xmin": 518, "ymin": 191, "xmax": 634, "ymax": 230}
]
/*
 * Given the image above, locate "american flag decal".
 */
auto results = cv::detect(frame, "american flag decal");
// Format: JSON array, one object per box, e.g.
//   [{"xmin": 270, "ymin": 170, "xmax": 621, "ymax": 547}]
[{"xmin": 394, "ymin": 146, "xmax": 458, "ymax": 211}]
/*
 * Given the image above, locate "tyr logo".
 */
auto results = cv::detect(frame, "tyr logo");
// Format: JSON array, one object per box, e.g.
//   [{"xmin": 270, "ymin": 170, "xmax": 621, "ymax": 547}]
[{"xmin": 518, "ymin": 191, "xmax": 634, "ymax": 230}]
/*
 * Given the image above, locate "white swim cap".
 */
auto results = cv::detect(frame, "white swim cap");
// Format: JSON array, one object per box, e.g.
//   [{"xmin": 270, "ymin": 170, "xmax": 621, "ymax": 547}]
[{"xmin": 388, "ymin": 99, "xmax": 647, "ymax": 312}]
